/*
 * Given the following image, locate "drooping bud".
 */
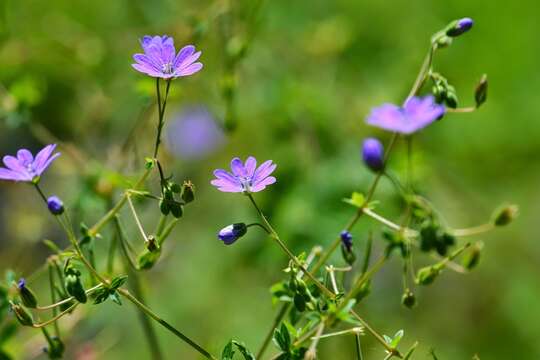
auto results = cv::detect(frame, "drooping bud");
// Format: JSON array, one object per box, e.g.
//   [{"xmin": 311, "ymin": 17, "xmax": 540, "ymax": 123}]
[
  {"xmin": 47, "ymin": 196, "xmax": 64, "ymax": 215},
  {"xmin": 401, "ymin": 288, "xmax": 416, "ymax": 309},
  {"xmin": 17, "ymin": 278, "xmax": 38, "ymax": 308},
  {"xmin": 340, "ymin": 231, "xmax": 356, "ymax": 265},
  {"xmin": 146, "ymin": 235, "xmax": 159, "ymax": 252},
  {"xmin": 446, "ymin": 18, "xmax": 474, "ymax": 37},
  {"xmin": 475, "ymin": 74, "xmax": 488, "ymax": 108},
  {"xmin": 218, "ymin": 223, "xmax": 248, "ymax": 245},
  {"xmin": 462, "ymin": 243, "xmax": 482, "ymax": 270},
  {"xmin": 10, "ymin": 301, "xmax": 33, "ymax": 326},
  {"xmin": 492, "ymin": 204, "xmax": 519, "ymax": 226},
  {"xmin": 64, "ymin": 264, "xmax": 87, "ymax": 303},
  {"xmin": 362, "ymin": 138, "xmax": 385, "ymax": 172},
  {"xmin": 415, "ymin": 265, "xmax": 442, "ymax": 286},
  {"xmin": 181, "ymin": 181, "xmax": 195, "ymax": 204}
]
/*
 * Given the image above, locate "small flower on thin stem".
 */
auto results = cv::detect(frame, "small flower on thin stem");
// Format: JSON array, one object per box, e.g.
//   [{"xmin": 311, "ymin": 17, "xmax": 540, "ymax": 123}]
[
  {"xmin": 362, "ymin": 138, "xmax": 385, "ymax": 172},
  {"xmin": 17, "ymin": 278, "xmax": 38, "ymax": 308},
  {"xmin": 0, "ymin": 144, "xmax": 60, "ymax": 183},
  {"xmin": 47, "ymin": 196, "xmax": 64, "ymax": 215},
  {"xmin": 211, "ymin": 156, "xmax": 277, "ymax": 193},
  {"xmin": 366, "ymin": 96, "xmax": 445, "ymax": 134},
  {"xmin": 132, "ymin": 35, "xmax": 203, "ymax": 79},
  {"xmin": 446, "ymin": 18, "xmax": 474, "ymax": 37},
  {"xmin": 218, "ymin": 223, "xmax": 248, "ymax": 245}
]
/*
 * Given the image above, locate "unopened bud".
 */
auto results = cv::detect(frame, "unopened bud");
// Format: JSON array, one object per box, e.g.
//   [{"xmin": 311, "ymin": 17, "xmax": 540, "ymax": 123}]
[
  {"xmin": 181, "ymin": 181, "xmax": 195, "ymax": 204},
  {"xmin": 462, "ymin": 243, "xmax": 482, "ymax": 270},
  {"xmin": 218, "ymin": 223, "xmax": 248, "ymax": 245},
  {"xmin": 65, "ymin": 274, "xmax": 87, "ymax": 303},
  {"xmin": 446, "ymin": 18, "xmax": 474, "ymax": 37},
  {"xmin": 475, "ymin": 74, "xmax": 488, "ymax": 108},
  {"xmin": 47, "ymin": 196, "xmax": 64, "ymax": 216},
  {"xmin": 362, "ymin": 138, "xmax": 385, "ymax": 172},
  {"xmin": 492, "ymin": 204, "xmax": 518, "ymax": 226},
  {"xmin": 401, "ymin": 288, "xmax": 416, "ymax": 309},
  {"xmin": 10, "ymin": 301, "xmax": 33, "ymax": 326},
  {"xmin": 17, "ymin": 278, "xmax": 38, "ymax": 308},
  {"xmin": 415, "ymin": 266, "xmax": 441, "ymax": 286}
]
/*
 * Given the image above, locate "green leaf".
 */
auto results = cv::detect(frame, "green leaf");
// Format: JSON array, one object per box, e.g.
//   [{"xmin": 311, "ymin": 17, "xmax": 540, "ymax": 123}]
[
  {"xmin": 343, "ymin": 192, "xmax": 365, "ymax": 208},
  {"xmin": 232, "ymin": 341, "xmax": 255, "ymax": 360},
  {"xmin": 221, "ymin": 341, "xmax": 235, "ymax": 360},
  {"xmin": 110, "ymin": 275, "xmax": 128, "ymax": 290},
  {"xmin": 273, "ymin": 323, "xmax": 291, "ymax": 352},
  {"xmin": 403, "ymin": 341, "xmax": 418, "ymax": 360},
  {"xmin": 109, "ymin": 292, "xmax": 122, "ymax": 306},
  {"xmin": 93, "ymin": 288, "xmax": 111, "ymax": 305},
  {"xmin": 390, "ymin": 329, "xmax": 404, "ymax": 348},
  {"xmin": 43, "ymin": 239, "xmax": 62, "ymax": 254},
  {"xmin": 145, "ymin": 158, "xmax": 155, "ymax": 170}
]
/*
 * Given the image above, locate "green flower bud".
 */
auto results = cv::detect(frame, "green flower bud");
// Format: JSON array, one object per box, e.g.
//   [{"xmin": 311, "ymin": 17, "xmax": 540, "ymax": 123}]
[
  {"xmin": 10, "ymin": 301, "xmax": 33, "ymax": 326},
  {"xmin": 492, "ymin": 204, "xmax": 518, "ymax": 226},
  {"xmin": 415, "ymin": 266, "xmax": 441, "ymax": 286},
  {"xmin": 159, "ymin": 199, "xmax": 170, "ymax": 215},
  {"xmin": 137, "ymin": 249, "xmax": 162, "ymax": 270},
  {"xmin": 170, "ymin": 202, "xmax": 183, "ymax": 218},
  {"xmin": 170, "ymin": 182, "xmax": 182, "ymax": 193},
  {"xmin": 475, "ymin": 74, "xmax": 488, "ymax": 108},
  {"xmin": 462, "ymin": 243, "xmax": 482, "ymax": 270},
  {"xmin": 293, "ymin": 293, "xmax": 306, "ymax": 312},
  {"xmin": 181, "ymin": 181, "xmax": 195, "ymax": 204},
  {"xmin": 65, "ymin": 274, "xmax": 87, "ymax": 304},
  {"xmin": 401, "ymin": 289, "xmax": 416, "ymax": 309}
]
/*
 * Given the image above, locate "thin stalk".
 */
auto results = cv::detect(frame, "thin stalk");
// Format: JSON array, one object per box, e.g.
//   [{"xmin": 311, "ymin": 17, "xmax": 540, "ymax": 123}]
[
  {"xmin": 47, "ymin": 264, "xmax": 60, "ymax": 336},
  {"xmin": 246, "ymin": 194, "xmax": 335, "ymax": 299},
  {"xmin": 315, "ymin": 327, "xmax": 363, "ymax": 340},
  {"xmin": 32, "ymin": 303, "xmax": 78, "ymax": 328},
  {"xmin": 355, "ymin": 333, "xmax": 364, "ymax": 360},
  {"xmin": 127, "ymin": 194, "xmax": 149, "ymax": 243},
  {"xmin": 305, "ymin": 323, "xmax": 325, "ymax": 359},
  {"xmin": 154, "ymin": 214, "xmax": 168, "ymax": 237},
  {"xmin": 256, "ymin": 303, "xmax": 289, "ymax": 359},
  {"xmin": 117, "ymin": 288, "xmax": 217, "ymax": 360},
  {"xmin": 157, "ymin": 218, "xmax": 179, "ymax": 246},
  {"xmin": 153, "ymin": 79, "xmax": 172, "ymax": 158},
  {"xmin": 350, "ymin": 310, "xmax": 402, "ymax": 358},
  {"xmin": 36, "ymin": 284, "xmax": 103, "ymax": 311}
]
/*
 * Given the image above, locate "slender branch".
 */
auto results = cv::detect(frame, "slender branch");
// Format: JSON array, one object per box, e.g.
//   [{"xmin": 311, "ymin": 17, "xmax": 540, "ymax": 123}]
[
  {"xmin": 36, "ymin": 284, "xmax": 103, "ymax": 311},
  {"xmin": 127, "ymin": 194, "xmax": 149, "ymax": 243},
  {"xmin": 117, "ymin": 288, "xmax": 217, "ymax": 360},
  {"xmin": 32, "ymin": 303, "xmax": 78, "ymax": 328}
]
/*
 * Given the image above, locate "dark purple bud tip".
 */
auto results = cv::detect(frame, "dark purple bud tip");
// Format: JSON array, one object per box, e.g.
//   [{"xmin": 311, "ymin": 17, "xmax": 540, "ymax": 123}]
[
  {"xmin": 218, "ymin": 223, "xmax": 248, "ymax": 245},
  {"xmin": 340, "ymin": 230, "xmax": 353, "ymax": 251},
  {"xmin": 47, "ymin": 196, "xmax": 64, "ymax": 215},
  {"xmin": 362, "ymin": 138, "xmax": 385, "ymax": 172},
  {"xmin": 17, "ymin": 278, "xmax": 26, "ymax": 290},
  {"xmin": 447, "ymin": 17, "xmax": 473, "ymax": 37}
]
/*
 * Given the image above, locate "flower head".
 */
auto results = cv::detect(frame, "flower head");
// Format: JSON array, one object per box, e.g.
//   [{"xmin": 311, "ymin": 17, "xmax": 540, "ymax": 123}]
[
  {"xmin": 366, "ymin": 96, "xmax": 445, "ymax": 134},
  {"xmin": 132, "ymin": 35, "xmax": 203, "ymax": 79},
  {"xmin": 165, "ymin": 106, "xmax": 224, "ymax": 160},
  {"xmin": 211, "ymin": 156, "xmax": 277, "ymax": 193},
  {"xmin": 17, "ymin": 278, "xmax": 26, "ymax": 290},
  {"xmin": 47, "ymin": 196, "xmax": 64, "ymax": 215},
  {"xmin": 0, "ymin": 144, "xmax": 60, "ymax": 183},
  {"xmin": 362, "ymin": 138, "xmax": 385, "ymax": 172},
  {"xmin": 218, "ymin": 223, "xmax": 248, "ymax": 245},
  {"xmin": 446, "ymin": 18, "xmax": 474, "ymax": 37}
]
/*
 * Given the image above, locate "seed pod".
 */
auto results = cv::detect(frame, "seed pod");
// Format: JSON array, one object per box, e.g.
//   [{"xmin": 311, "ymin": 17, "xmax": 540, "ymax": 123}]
[
  {"xmin": 415, "ymin": 265, "xmax": 442, "ymax": 286},
  {"xmin": 475, "ymin": 75, "xmax": 488, "ymax": 108},
  {"xmin": 293, "ymin": 293, "xmax": 306, "ymax": 312},
  {"xmin": 181, "ymin": 181, "xmax": 195, "ymax": 204},
  {"xmin": 159, "ymin": 199, "xmax": 170, "ymax": 215},
  {"xmin": 492, "ymin": 204, "xmax": 518, "ymax": 226},
  {"xmin": 170, "ymin": 202, "xmax": 183, "ymax": 218},
  {"xmin": 462, "ymin": 243, "xmax": 482, "ymax": 270},
  {"xmin": 65, "ymin": 274, "xmax": 87, "ymax": 303}
]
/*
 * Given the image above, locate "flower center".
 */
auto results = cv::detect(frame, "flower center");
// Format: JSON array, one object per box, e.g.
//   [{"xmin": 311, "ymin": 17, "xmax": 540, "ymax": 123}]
[
  {"xmin": 161, "ymin": 62, "xmax": 174, "ymax": 74},
  {"xmin": 239, "ymin": 177, "xmax": 252, "ymax": 192}
]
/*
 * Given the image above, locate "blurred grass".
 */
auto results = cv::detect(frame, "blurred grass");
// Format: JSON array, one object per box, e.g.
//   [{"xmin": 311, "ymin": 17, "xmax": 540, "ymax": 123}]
[{"xmin": 0, "ymin": 0, "xmax": 539, "ymax": 358}]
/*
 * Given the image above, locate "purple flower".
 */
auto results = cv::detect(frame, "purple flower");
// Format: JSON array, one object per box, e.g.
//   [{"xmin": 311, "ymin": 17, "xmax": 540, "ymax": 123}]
[
  {"xmin": 447, "ymin": 18, "xmax": 474, "ymax": 37},
  {"xmin": 165, "ymin": 106, "xmax": 225, "ymax": 160},
  {"xmin": 132, "ymin": 35, "xmax": 203, "ymax": 79},
  {"xmin": 0, "ymin": 144, "xmax": 60, "ymax": 183},
  {"xmin": 366, "ymin": 96, "xmax": 445, "ymax": 134},
  {"xmin": 47, "ymin": 196, "xmax": 64, "ymax": 215},
  {"xmin": 362, "ymin": 138, "xmax": 385, "ymax": 172},
  {"xmin": 211, "ymin": 156, "xmax": 277, "ymax": 193},
  {"xmin": 218, "ymin": 223, "xmax": 248, "ymax": 245}
]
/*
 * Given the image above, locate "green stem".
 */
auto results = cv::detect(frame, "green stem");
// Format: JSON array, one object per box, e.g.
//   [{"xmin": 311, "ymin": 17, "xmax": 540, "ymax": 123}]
[
  {"xmin": 246, "ymin": 194, "xmax": 335, "ymax": 299},
  {"xmin": 117, "ymin": 288, "xmax": 217, "ymax": 360},
  {"xmin": 47, "ymin": 263, "xmax": 60, "ymax": 337},
  {"xmin": 125, "ymin": 260, "xmax": 163, "ymax": 360},
  {"xmin": 153, "ymin": 79, "xmax": 171, "ymax": 158},
  {"xmin": 355, "ymin": 333, "xmax": 364, "ymax": 360},
  {"xmin": 256, "ymin": 303, "xmax": 289, "ymax": 359}
]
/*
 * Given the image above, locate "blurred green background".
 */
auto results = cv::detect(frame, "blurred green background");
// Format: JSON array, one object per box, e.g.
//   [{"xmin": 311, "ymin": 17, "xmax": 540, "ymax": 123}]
[{"xmin": 0, "ymin": 0, "xmax": 539, "ymax": 359}]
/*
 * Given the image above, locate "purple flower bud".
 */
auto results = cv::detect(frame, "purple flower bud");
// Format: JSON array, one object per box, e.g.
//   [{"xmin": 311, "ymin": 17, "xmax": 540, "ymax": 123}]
[
  {"xmin": 362, "ymin": 138, "xmax": 385, "ymax": 172},
  {"xmin": 340, "ymin": 231, "xmax": 353, "ymax": 251},
  {"xmin": 17, "ymin": 278, "xmax": 26, "ymax": 290},
  {"xmin": 218, "ymin": 223, "xmax": 248, "ymax": 245},
  {"xmin": 446, "ymin": 18, "xmax": 473, "ymax": 37},
  {"xmin": 47, "ymin": 196, "xmax": 64, "ymax": 215}
]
